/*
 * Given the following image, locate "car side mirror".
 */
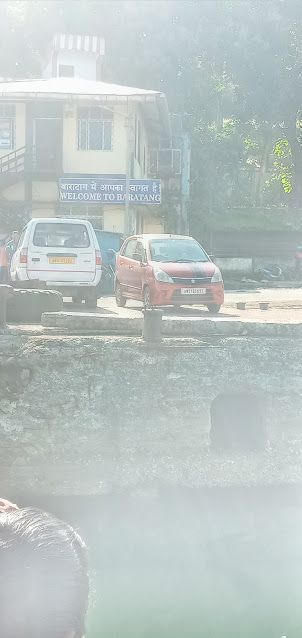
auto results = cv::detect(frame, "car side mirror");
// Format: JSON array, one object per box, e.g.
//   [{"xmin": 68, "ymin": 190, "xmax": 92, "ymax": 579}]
[{"xmin": 133, "ymin": 252, "xmax": 143, "ymax": 263}]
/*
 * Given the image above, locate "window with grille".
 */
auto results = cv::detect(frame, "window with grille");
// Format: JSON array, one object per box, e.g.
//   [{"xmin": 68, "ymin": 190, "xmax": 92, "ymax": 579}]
[
  {"xmin": 0, "ymin": 104, "xmax": 15, "ymax": 150},
  {"xmin": 77, "ymin": 106, "xmax": 113, "ymax": 151}
]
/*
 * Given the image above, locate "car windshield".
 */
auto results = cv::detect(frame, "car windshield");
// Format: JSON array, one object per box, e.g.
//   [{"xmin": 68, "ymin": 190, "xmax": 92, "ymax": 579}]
[
  {"xmin": 149, "ymin": 238, "xmax": 208, "ymax": 263},
  {"xmin": 33, "ymin": 223, "xmax": 90, "ymax": 248}
]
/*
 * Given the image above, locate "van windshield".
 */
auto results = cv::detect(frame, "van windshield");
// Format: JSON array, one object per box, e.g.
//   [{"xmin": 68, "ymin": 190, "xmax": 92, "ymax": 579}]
[
  {"xmin": 33, "ymin": 223, "xmax": 90, "ymax": 248},
  {"xmin": 149, "ymin": 238, "xmax": 208, "ymax": 263}
]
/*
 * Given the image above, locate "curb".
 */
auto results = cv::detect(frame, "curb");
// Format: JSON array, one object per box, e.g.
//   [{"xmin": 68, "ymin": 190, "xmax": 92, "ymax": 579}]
[{"xmin": 41, "ymin": 311, "xmax": 302, "ymax": 338}]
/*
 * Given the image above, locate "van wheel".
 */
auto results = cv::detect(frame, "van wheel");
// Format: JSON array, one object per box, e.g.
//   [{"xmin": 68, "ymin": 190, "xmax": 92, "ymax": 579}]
[
  {"xmin": 116, "ymin": 283, "xmax": 126, "ymax": 307},
  {"xmin": 207, "ymin": 304, "xmax": 221, "ymax": 314},
  {"xmin": 143, "ymin": 286, "xmax": 152, "ymax": 309}
]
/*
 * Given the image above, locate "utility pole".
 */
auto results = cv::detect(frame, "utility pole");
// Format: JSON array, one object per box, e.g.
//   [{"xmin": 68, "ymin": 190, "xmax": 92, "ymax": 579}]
[
  {"xmin": 102, "ymin": 102, "xmax": 133, "ymax": 237},
  {"xmin": 180, "ymin": 132, "xmax": 191, "ymax": 235},
  {"xmin": 124, "ymin": 105, "xmax": 133, "ymax": 237}
]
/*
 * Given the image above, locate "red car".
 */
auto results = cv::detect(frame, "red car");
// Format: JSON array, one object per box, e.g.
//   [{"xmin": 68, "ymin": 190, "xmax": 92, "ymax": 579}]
[{"xmin": 115, "ymin": 234, "xmax": 224, "ymax": 313}]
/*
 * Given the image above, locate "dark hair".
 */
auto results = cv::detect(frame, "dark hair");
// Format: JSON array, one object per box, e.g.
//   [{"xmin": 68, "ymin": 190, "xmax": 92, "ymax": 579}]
[{"xmin": 0, "ymin": 508, "xmax": 89, "ymax": 638}]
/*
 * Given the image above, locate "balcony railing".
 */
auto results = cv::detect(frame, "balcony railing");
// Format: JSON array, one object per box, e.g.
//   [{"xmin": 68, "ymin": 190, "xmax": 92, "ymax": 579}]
[{"xmin": 149, "ymin": 148, "xmax": 181, "ymax": 178}]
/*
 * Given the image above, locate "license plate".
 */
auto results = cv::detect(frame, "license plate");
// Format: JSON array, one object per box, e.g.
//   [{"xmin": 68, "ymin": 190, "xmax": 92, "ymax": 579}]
[
  {"xmin": 181, "ymin": 288, "xmax": 206, "ymax": 295},
  {"xmin": 49, "ymin": 257, "xmax": 75, "ymax": 265}
]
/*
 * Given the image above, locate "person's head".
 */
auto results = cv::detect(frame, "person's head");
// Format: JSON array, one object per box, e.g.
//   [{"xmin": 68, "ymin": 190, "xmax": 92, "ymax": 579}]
[
  {"xmin": 12, "ymin": 231, "xmax": 19, "ymax": 243},
  {"xmin": 0, "ymin": 507, "xmax": 89, "ymax": 638},
  {"xmin": 107, "ymin": 248, "xmax": 115, "ymax": 262}
]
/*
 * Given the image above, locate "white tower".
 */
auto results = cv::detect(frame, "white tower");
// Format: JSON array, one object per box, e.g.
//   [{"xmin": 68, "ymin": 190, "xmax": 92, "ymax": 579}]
[{"xmin": 43, "ymin": 34, "xmax": 105, "ymax": 81}]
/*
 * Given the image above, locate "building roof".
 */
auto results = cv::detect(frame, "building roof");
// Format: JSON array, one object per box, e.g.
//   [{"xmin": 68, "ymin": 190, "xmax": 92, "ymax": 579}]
[
  {"xmin": 0, "ymin": 77, "xmax": 159, "ymax": 98},
  {"xmin": 0, "ymin": 77, "xmax": 170, "ymax": 136}
]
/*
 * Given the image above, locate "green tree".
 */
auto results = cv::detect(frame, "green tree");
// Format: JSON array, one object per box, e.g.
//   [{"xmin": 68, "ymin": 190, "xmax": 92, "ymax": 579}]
[{"xmin": 1, "ymin": 0, "xmax": 302, "ymax": 231}]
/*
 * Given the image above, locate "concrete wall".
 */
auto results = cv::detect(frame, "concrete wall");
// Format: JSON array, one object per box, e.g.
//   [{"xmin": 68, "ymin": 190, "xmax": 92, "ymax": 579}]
[
  {"xmin": 32, "ymin": 180, "xmax": 59, "ymax": 202},
  {"xmin": 103, "ymin": 206, "xmax": 124, "ymax": 232},
  {"xmin": 31, "ymin": 206, "xmax": 56, "ymax": 218},
  {"xmin": 2, "ymin": 180, "xmax": 25, "ymax": 201},
  {"xmin": 142, "ymin": 214, "xmax": 164, "ymax": 233},
  {"xmin": 215, "ymin": 257, "xmax": 253, "ymax": 275},
  {"xmin": 1, "ymin": 333, "xmax": 302, "ymax": 495},
  {"xmin": 216, "ymin": 256, "xmax": 295, "ymax": 276}
]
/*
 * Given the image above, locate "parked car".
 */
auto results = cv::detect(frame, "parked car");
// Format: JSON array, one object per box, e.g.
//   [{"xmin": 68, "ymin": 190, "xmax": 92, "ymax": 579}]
[
  {"xmin": 10, "ymin": 218, "xmax": 102, "ymax": 307},
  {"xmin": 115, "ymin": 234, "xmax": 224, "ymax": 312}
]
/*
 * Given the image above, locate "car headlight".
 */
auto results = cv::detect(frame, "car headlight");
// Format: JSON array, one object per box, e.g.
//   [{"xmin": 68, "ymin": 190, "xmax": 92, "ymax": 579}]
[
  {"xmin": 154, "ymin": 267, "xmax": 174, "ymax": 283},
  {"xmin": 211, "ymin": 269, "xmax": 223, "ymax": 283}
]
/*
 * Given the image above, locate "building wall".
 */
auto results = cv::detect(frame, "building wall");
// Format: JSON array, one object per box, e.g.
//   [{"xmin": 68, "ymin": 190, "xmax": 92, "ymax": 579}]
[
  {"xmin": 31, "ymin": 205, "xmax": 56, "ymax": 218},
  {"xmin": 0, "ymin": 100, "xmax": 150, "ymax": 176},
  {"xmin": 141, "ymin": 214, "xmax": 164, "ymax": 233},
  {"xmin": 2, "ymin": 181, "xmax": 25, "ymax": 201},
  {"xmin": 132, "ymin": 105, "xmax": 149, "ymax": 179},
  {"xmin": 103, "ymin": 207, "xmax": 125, "ymax": 232},
  {"xmin": 31, "ymin": 182, "xmax": 58, "ymax": 219},
  {"xmin": 62, "ymin": 103, "xmax": 128, "ymax": 175},
  {"xmin": 32, "ymin": 181, "xmax": 59, "ymax": 202},
  {"xmin": 0, "ymin": 103, "xmax": 26, "ymax": 159},
  {"xmin": 62, "ymin": 102, "xmax": 149, "ymax": 179},
  {"xmin": 0, "ymin": 100, "xmax": 161, "ymax": 231},
  {"xmin": 50, "ymin": 50, "xmax": 99, "ymax": 80}
]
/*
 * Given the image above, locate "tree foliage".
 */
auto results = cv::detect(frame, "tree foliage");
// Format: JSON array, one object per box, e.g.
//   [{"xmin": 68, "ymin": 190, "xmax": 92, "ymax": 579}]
[{"xmin": 1, "ymin": 0, "xmax": 302, "ymax": 230}]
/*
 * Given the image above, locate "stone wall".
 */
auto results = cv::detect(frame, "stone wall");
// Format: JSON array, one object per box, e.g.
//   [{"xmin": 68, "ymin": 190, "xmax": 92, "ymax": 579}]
[
  {"xmin": 1, "ymin": 332, "xmax": 302, "ymax": 494},
  {"xmin": 2, "ymin": 332, "xmax": 302, "ymax": 637}
]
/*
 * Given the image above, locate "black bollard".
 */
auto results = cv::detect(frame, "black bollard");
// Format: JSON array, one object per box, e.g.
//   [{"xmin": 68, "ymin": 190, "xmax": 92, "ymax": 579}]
[
  {"xmin": 0, "ymin": 285, "xmax": 13, "ymax": 329},
  {"xmin": 142, "ymin": 308, "xmax": 163, "ymax": 342}
]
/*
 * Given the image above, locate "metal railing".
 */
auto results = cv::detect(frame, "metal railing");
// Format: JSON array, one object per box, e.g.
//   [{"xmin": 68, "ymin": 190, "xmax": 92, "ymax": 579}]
[
  {"xmin": 0, "ymin": 146, "xmax": 26, "ymax": 175},
  {"xmin": 148, "ymin": 147, "xmax": 181, "ymax": 177}
]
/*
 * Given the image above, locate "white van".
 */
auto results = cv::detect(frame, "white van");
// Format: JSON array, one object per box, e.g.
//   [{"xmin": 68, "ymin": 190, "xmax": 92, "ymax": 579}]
[{"xmin": 10, "ymin": 218, "xmax": 102, "ymax": 307}]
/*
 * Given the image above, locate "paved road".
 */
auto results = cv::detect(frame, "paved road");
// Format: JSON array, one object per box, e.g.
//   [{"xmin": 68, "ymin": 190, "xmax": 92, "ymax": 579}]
[{"xmin": 63, "ymin": 287, "xmax": 302, "ymax": 323}]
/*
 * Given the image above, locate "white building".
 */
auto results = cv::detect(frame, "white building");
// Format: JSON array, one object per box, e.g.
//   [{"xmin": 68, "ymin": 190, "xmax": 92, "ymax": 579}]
[{"xmin": 0, "ymin": 33, "xmax": 171, "ymax": 234}]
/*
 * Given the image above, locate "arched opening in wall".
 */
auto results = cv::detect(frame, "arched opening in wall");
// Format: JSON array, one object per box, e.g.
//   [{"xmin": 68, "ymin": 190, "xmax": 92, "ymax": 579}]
[{"xmin": 210, "ymin": 393, "xmax": 266, "ymax": 452}]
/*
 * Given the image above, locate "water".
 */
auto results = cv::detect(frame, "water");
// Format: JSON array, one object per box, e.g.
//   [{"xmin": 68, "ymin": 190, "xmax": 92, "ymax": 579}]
[{"xmin": 15, "ymin": 485, "xmax": 302, "ymax": 638}]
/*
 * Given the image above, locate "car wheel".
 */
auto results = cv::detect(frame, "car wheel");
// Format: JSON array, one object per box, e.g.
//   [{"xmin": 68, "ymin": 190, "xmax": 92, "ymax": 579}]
[
  {"xmin": 207, "ymin": 304, "xmax": 221, "ymax": 314},
  {"xmin": 143, "ymin": 285, "xmax": 152, "ymax": 309},
  {"xmin": 115, "ymin": 282, "xmax": 126, "ymax": 307}
]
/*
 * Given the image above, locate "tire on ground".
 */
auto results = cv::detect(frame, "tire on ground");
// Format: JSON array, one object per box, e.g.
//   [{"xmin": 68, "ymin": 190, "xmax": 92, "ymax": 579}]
[{"xmin": 7, "ymin": 289, "xmax": 63, "ymax": 323}]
